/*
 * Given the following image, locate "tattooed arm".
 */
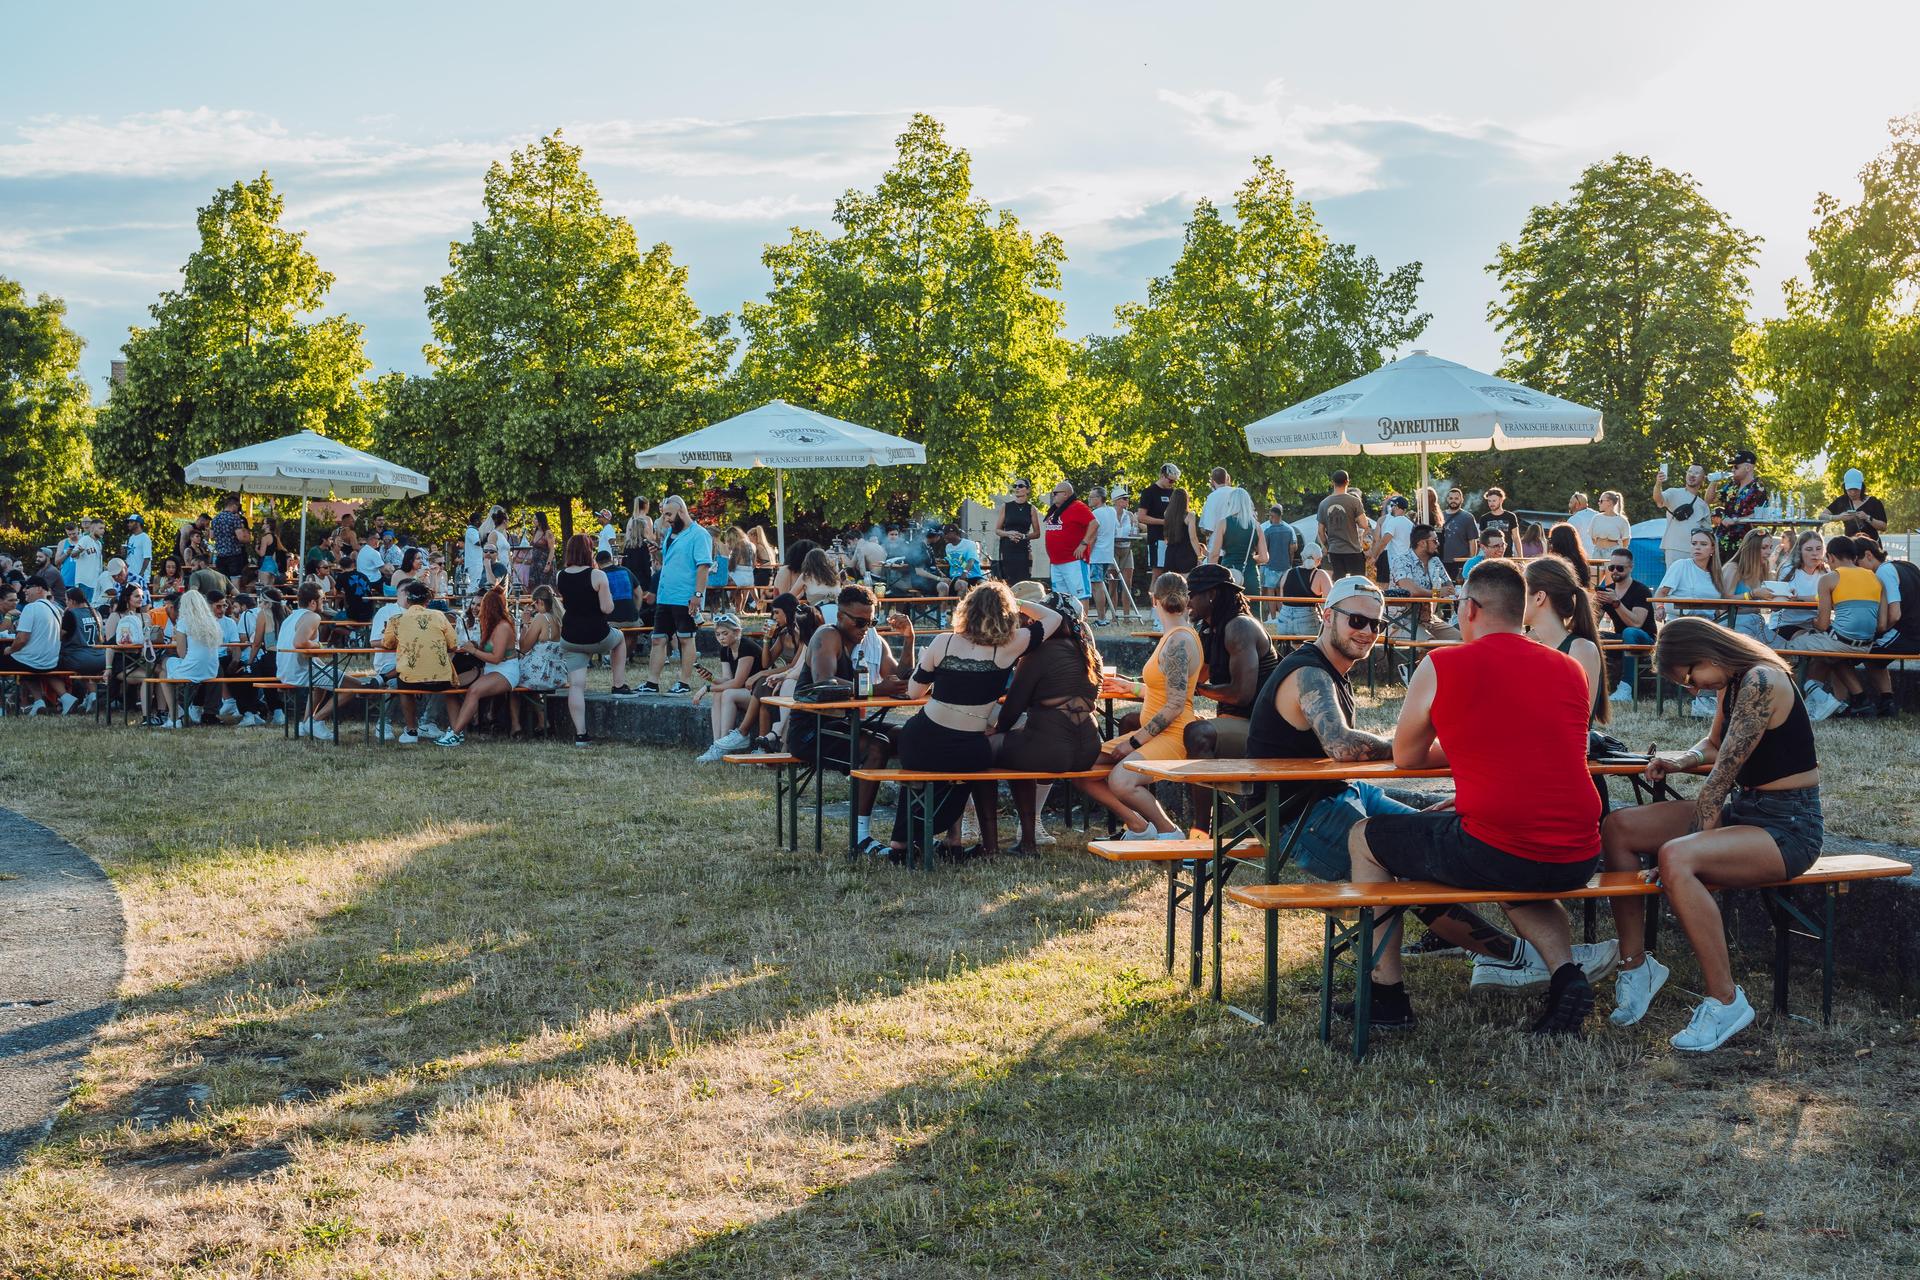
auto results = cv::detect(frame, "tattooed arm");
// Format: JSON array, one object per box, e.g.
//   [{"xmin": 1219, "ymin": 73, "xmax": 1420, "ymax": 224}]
[
  {"xmin": 1691, "ymin": 666, "xmax": 1779, "ymax": 831},
  {"xmin": 1137, "ymin": 630, "xmax": 1196, "ymax": 743},
  {"xmin": 1293, "ymin": 667, "xmax": 1392, "ymax": 762}
]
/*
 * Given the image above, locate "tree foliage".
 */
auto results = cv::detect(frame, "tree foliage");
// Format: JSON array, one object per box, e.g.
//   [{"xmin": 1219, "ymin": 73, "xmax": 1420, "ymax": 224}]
[
  {"xmin": 1753, "ymin": 114, "xmax": 1920, "ymax": 492},
  {"xmin": 421, "ymin": 132, "xmax": 731, "ymax": 540},
  {"xmin": 0, "ymin": 277, "xmax": 98, "ymax": 527},
  {"xmin": 736, "ymin": 114, "xmax": 1081, "ymax": 521},
  {"xmin": 92, "ymin": 174, "xmax": 371, "ymax": 504},
  {"xmin": 1090, "ymin": 157, "xmax": 1428, "ymax": 501},
  {"xmin": 1482, "ymin": 154, "xmax": 1761, "ymax": 506}
]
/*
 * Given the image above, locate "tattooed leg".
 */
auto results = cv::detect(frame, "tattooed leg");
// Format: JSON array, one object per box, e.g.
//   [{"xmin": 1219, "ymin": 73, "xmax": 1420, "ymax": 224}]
[{"xmin": 1414, "ymin": 904, "xmax": 1517, "ymax": 962}]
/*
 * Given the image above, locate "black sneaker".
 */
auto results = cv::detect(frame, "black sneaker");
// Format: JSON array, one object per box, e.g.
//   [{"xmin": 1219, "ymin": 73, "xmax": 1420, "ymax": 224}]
[
  {"xmin": 1333, "ymin": 983, "xmax": 1418, "ymax": 1029},
  {"xmin": 667, "ymin": 682, "xmax": 693, "ymax": 696},
  {"xmin": 1402, "ymin": 930, "xmax": 1465, "ymax": 960},
  {"xmin": 609, "ymin": 685, "xmax": 638, "ymax": 698},
  {"xmin": 636, "ymin": 681, "xmax": 659, "ymax": 694},
  {"xmin": 1875, "ymin": 695, "xmax": 1899, "ymax": 719},
  {"xmin": 574, "ymin": 734, "xmax": 591, "ymax": 749},
  {"xmin": 1529, "ymin": 963, "xmax": 1595, "ymax": 1036}
]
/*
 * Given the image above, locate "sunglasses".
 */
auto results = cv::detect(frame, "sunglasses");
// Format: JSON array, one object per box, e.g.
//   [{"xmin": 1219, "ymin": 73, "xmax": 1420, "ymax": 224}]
[
  {"xmin": 842, "ymin": 613, "xmax": 873, "ymax": 630},
  {"xmin": 1330, "ymin": 606, "xmax": 1382, "ymax": 633}
]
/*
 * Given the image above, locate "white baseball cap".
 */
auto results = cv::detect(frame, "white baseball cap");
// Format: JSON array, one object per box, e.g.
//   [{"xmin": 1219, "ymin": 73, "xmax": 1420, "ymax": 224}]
[
  {"xmin": 1843, "ymin": 468, "xmax": 1865, "ymax": 490},
  {"xmin": 1325, "ymin": 575, "xmax": 1383, "ymax": 609}
]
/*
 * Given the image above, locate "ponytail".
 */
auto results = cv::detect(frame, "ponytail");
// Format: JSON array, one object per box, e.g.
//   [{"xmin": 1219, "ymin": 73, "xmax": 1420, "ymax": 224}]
[{"xmin": 1526, "ymin": 554, "xmax": 1608, "ymax": 724}]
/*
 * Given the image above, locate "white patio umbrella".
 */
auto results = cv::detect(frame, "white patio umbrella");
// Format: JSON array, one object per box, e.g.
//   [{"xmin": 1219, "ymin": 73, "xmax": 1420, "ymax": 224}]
[
  {"xmin": 634, "ymin": 400, "xmax": 925, "ymax": 557},
  {"xmin": 1243, "ymin": 349, "xmax": 1602, "ymax": 502},
  {"xmin": 183, "ymin": 430, "xmax": 431, "ymax": 571}
]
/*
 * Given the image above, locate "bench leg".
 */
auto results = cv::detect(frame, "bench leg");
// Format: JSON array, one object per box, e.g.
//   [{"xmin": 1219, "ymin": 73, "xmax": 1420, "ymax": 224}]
[
  {"xmin": 1352, "ymin": 907, "xmax": 1375, "ymax": 1062},
  {"xmin": 1319, "ymin": 913, "xmax": 1336, "ymax": 1045},
  {"xmin": 1188, "ymin": 856, "xmax": 1209, "ymax": 988}
]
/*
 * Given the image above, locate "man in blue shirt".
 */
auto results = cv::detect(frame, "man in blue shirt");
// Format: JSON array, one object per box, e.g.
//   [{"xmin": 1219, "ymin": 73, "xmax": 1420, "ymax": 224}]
[{"xmin": 640, "ymin": 495, "xmax": 713, "ymax": 695}]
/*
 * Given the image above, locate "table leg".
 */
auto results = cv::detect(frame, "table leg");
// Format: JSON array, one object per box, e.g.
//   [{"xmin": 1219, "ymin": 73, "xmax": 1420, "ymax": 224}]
[
  {"xmin": 847, "ymin": 708, "xmax": 861, "ymax": 860},
  {"xmin": 1352, "ymin": 907, "xmax": 1375, "ymax": 1061},
  {"xmin": 812, "ymin": 715, "xmax": 825, "ymax": 854}
]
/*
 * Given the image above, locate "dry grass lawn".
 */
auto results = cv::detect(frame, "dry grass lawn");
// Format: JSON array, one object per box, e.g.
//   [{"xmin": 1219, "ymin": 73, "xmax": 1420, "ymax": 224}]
[{"xmin": 0, "ymin": 687, "xmax": 1917, "ymax": 1278}]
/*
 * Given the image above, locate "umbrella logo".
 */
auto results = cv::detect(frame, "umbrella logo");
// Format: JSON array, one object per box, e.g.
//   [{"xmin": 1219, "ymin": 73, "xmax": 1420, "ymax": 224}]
[
  {"xmin": 292, "ymin": 446, "xmax": 346, "ymax": 459},
  {"xmin": 1288, "ymin": 392, "xmax": 1362, "ymax": 419},
  {"xmin": 771, "ymin": 427, "xmax": 831, "ymax": 446},
  {"xmin": 1475, "ymin": 385, "xmax": 1546, "ymax": 408},
  {"xmin": 1377, "ymin": 416, "xmax": 1461, "ymax": 441}
]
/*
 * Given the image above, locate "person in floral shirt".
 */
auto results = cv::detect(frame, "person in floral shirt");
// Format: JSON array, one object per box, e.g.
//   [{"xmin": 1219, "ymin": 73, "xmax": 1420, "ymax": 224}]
[{"xmin": 1712, "ymin": 448, "xmax": 1767, "ymax": 561}]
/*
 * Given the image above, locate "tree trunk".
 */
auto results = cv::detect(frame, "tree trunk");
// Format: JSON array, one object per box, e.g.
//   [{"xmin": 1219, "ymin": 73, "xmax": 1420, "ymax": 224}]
[{"xmin": 558, "ymin": 502, "xmax": 574, "ymax": 548}]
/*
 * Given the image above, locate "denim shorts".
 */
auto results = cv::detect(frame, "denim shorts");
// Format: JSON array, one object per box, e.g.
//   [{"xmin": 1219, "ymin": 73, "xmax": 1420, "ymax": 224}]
[
  {"xmin": 1290, "ymin": 782, "xmax": 1419, "ymax": 881},
  {"xmin": 1723, "ymin": 785, "xmax": 1823, "ymax": 878}
]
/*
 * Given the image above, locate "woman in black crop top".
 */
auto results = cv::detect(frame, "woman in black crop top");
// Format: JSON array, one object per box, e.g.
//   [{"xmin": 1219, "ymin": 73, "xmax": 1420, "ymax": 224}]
[
  {"xmin": 553, "ymin": 534, "xmax": 637, "ymax": 746},
  {"xmin": 1599, "ymin": 618, "xmax": 1822, "ymax": 1052},
  {"xmin": 865, "ymin": 581, "xmax": 1060, "ymax": 862},
  {"xmin": 995, "ymin": 589, "xmax": 1103, "ymax": 854}
]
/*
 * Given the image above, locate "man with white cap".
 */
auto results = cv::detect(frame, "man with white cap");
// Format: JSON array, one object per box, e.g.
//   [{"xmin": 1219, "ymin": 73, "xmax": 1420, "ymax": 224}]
[
  {"xmin": 1241, "ymin": 575, "xmax": 1605, "ymax": 1026},
  {"xmin": 1825, "ymin": 468, "xmax": 1887, "ymax": 535}
]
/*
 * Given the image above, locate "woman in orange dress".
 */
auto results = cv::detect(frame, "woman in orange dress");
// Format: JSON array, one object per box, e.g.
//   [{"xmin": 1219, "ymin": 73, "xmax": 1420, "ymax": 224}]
[{"xmin": 1076, "ymin": 572, "xmax": 1200, "ymax": 837}]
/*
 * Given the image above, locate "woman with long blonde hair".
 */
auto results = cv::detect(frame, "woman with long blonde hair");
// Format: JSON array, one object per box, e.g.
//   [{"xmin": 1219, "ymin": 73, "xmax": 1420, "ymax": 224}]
[
  {"xmin": 143, "ymin": 588, "xmax": 223, "ymax": 726},
  {"xmin": 868, "ymin": 579, "xmax": 1062, "ymax": 862},
  {"xmin": 1718, "ymin": 529, "xmax": 1779, "ymax": 643},
  {"xmin": 1599, "ymin": 617, "xmax": 1821, "ymax": 1052}
]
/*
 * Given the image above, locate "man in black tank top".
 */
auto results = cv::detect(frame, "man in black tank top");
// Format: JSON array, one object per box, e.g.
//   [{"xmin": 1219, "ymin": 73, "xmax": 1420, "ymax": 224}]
[{"xmin": 1241, "ymin": 576, "xmax": 1527, "ymax": 1023}]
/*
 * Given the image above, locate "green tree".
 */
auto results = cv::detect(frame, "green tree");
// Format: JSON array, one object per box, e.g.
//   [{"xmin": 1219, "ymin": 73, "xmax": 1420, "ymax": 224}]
[
  {"xmin": 1090, "ymin": 157, "xmax": 1428, "ymax": 504},
  {"xmin": 92, "ymin": 174, "xmax": 371, "ymax": 504},
  {"xmin": 736, "ymin": 114, "xmax": 1081, "ymax": 521},
  {"xmin": 1753, "ymin": 114, "xmax": 1920, "ymax": 493},
  {"xmin": 1483, "ymin": 154, "xmax": 1760, "ymax": 507},
  {"xmin": 0, "ymin": 277, "xmax": 98, "ymax": 527},
  {"xmin": 423, "ymin": 132, "xmax": 731, "ymax": 541}
]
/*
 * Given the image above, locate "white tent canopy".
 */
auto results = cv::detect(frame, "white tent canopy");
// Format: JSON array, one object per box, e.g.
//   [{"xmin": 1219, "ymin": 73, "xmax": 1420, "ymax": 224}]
[
  {"xmin": 634, "ymin": 400, "xmax": 925, "ymax": 555},
  {"xmin": 183, "ymin": 430, "xmax": 431, "ymax": 571},
  {"xmin": 1243, "ymin": 350, "xmax": 1602, "ymax": 499}
]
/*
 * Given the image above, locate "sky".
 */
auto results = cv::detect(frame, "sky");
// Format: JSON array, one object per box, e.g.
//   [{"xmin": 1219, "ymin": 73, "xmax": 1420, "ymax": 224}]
[{"xmin": 4, "ymin": 1, "xmax": 1917, "ymax": 400}]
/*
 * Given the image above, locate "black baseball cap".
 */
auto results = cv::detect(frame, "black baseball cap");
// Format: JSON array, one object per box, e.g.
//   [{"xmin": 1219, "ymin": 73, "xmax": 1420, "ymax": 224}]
[{"xmin": 1730, "ymin": 449, "xmax": 1757, "ymax": 465}]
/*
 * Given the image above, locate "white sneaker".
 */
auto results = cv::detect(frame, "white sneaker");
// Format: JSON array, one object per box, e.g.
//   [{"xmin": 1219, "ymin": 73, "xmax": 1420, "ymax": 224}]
[
  {"xmin": 713, "ymin": 728, "xmax": 749, "ymax": 752},
  {"xmin": 296, "ymin": 718, "xmax": 312, "ymax": 737},
  {"xmin": 1120, "ymin": 827, "xmax": 1158, "ymax": 841},
  {"xmin": 1804, "ymin": 683, "xmax": 1844, "ymax": 723},
  {"xmin": 238, "ymin": 712, "xmax": 266, "ymax": 728},
  {"xmin": 1609, "ymin": 681, "xmax": 1634, "ymax": 703},
  {"xmin": 24, "ymin": 699, "xmax": 46, "ymax": 716},
  {"xmin": 1690, "ymin": 693, "xmax": 1717, "ymax": 718},
  {"xmin": 80, "ymin": 691, "xmax": 97, "ymax": 714},
  {"xmin": 417, "ymin": 722, "xmax": 442, "ymax": 739},
  {"xmin": 271, "ymin": 708, "xmax": 287, "ymax": 727},
  {"xmin": 398, "ymin": 730, "xmax": 419, "ymax": 745},
  {"xmin": 1670, "ymin": 987, "xmax": 1755, "ymax": 1052},
  {"xmin": 695, "ymin": 743, "xmax": 726, "ymax": 764},
  {"xmin": 1471, "ymin": 939, "xmax": 1618, "ymax": 993},
  {"xmin": 1034, "ymin": 825, "xmax": 1059, "ymax": 848},
  {"xmin": 188, "ymin": 704, "xmax": 204, "ymax": 725},
  {"xmin": 311, "ymin": 720, "xmax": 335, "ymax": 741},
  {"xmin": 218, "ymin": 699, "xmax": 241, "ymax": 724},
  {"xmin": 1608, "ymin": 954, "xmax": 1670, "ymax": 1026},
  {"xmin": 57, "ymin": 692, "xmax": 78, "ymax": 715}
]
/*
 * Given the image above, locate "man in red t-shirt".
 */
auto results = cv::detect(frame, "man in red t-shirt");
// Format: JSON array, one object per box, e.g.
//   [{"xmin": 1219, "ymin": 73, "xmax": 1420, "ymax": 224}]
[
  {"xmin": 1042, "ymin": 480, "xmax": 1097, "ymax": 600},
  {"xmin": 1348, "ymin": 558, "xmax": 1604, "ymax": 1034}
]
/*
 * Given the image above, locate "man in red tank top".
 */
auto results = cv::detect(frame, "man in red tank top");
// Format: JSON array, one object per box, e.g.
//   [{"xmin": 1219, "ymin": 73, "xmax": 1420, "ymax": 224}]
[{"xmin": 1347, "ymin": 559, "xmax": 1604, "ymax": 1034}]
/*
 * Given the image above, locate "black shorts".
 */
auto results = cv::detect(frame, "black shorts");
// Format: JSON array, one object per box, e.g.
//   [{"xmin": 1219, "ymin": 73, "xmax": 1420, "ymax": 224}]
[
  {"xmin": 397, "ymin": 677, "xmax": 454, "ymax": 692},
  {"xmin": 789, "ymin": 720, "xmax": 896, "ymax": 774},
  {"xmin": 654, "ymin": 603, "xmax": 698, "ymax": 637},
  {"xmin": 1363, "ymin": 812, "xmax": 1599, "ymax": 893},
  {"xmin": 0, "ymin": 654, "xmax": 56, "ymax": 676}
]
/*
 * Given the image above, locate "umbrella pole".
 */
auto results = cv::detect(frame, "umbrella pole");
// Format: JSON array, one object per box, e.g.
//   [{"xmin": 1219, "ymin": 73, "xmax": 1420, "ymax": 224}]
[
  {"xmin": 774, "ymin": 469, "xmax": 786, "ymax": 562},
  {"xmin": 1419, "ymin": 441, "xmax": 1429, "ymax": 517},
  {"xmin": 299, "ymin": 498, "xmax": 308, "ymax": 579}
]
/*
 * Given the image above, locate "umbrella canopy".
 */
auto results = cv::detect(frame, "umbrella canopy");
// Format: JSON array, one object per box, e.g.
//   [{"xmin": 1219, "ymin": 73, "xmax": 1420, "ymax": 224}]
[
  {"xmin": 635, "ymin": 401, "xmax": 924, "ymax": 556},
  {"xmin": 184, "ymin": 431, "xmax": 430, "ymax": 574},
  {"xmin": 633, "ymin": 400, "xmax": 925, "ymax": 470},
  {"xmin": 1244, "ymin": 350, "xmax": 1601, "ymax": 511},
  {"xmin": 183, "ymin": 430, "xmax": 431, "ymax": 499}
]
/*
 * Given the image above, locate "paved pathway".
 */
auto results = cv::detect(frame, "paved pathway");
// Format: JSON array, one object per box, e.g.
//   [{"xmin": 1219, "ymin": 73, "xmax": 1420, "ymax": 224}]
[{"xmin": 0, "ymin": 810, "xmax": 124, "ymax": 1170}]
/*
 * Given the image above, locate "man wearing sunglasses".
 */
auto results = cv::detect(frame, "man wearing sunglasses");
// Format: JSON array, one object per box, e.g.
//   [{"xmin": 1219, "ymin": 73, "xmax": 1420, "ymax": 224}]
[
  {"xmin": 1346, "ymin": 559, "xmax": 1608, "ymax": 1036},
  {"xmin": 1242, "ymin": 577, "xmax": 1535, "ymax": 1021},
  {"xmin": 794, "ymin": 583, "xmax": 913, "ymax": 854},
  {"xmin": 1594, "ymin": 546, "xmax": 1656, "ymax": 701}
]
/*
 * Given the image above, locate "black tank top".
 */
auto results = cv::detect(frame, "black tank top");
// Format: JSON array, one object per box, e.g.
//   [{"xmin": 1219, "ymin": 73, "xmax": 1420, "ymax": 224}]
[
  {"xmin": 1246, "ymin": 643, "xmax": 1350, "ymax": 759},
  {"xmin": 1282, "ymin": 566, "xmax": 1318, "ymax": 599},
  {"xmin": 924, "ymin": 622, "xmax": 1039, "ymax": 703},
  {"xmin": 1725, "ymin": 670, "xmax": 1818, "ymax": 788},
  {"xmin": 1204, "ymin": 615, "xmax": 1280, "ymax": 720},
  {"xmin": 1555, "ymin": 633, "xmax": 1604, "ymax": 722},
  {"xmin": 556, "ymin": 567, "xmax": 608, "ymax": 644},
  {"xmin": 1000, "ymin": 502, "xmax": 1033, "ymax": 544}
]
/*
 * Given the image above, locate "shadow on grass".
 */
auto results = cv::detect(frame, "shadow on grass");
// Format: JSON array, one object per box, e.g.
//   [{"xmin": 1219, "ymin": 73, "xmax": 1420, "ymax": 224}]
[{"xmin": 50, "ymin": 771, "xmax": 1148, "ymax": 1184}]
